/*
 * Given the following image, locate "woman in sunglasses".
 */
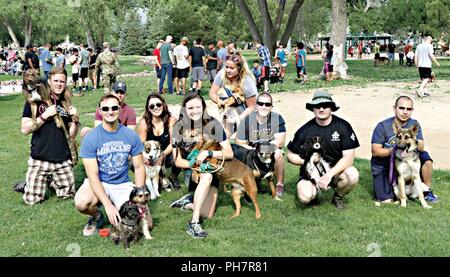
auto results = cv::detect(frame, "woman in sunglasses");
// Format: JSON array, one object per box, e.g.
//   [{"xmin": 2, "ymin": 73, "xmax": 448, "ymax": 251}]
[
  {"xmin": 136, "ymin": 93, "xmax": 180, "ymax": 189},
  {"xmin": 208, "ymin": 51, "xmax": 257, "ymax": 137},
  {"xmin": 170, "ymin": 92, "xmax": 233, "ymax": 238}
]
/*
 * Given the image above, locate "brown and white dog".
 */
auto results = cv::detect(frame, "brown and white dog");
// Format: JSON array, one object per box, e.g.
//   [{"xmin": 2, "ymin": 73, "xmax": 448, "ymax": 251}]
[
  {"xmin": 393, "ymin": 123, "xmax": 431, "ymax": 209},
  {"xmin": 129, "ymin": 187, "xmax": 154, "ymax": 240},
  {"xmin": 217, "ymin": 86, "xmax": 246, "ymax": 126},
  {"xmin": 143, "ymin": 140, "xmax": 172, "ymax": 200}
]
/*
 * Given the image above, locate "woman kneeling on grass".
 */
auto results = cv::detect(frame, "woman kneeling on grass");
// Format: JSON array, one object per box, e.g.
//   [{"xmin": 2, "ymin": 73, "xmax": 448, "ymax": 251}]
[{"xmin": 170, "ymin": 92, "xmax": 233, "ymax": 238}]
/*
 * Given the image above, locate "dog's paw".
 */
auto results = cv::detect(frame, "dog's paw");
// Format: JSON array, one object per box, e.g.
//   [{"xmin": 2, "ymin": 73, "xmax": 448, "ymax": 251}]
[
  {"xmin": 145, "ymin": 235, "xmax": 153, "ymax": 240},
  {"xmin": 423, "ymin": 204, "xmax": 432, "ymax": 209},
  {"xmin": 374, "ymin": 201, "xmax": 381, "ymax": 207}
]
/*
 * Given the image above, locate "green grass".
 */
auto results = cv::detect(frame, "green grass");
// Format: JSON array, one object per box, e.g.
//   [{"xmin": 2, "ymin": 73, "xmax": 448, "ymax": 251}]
[{"xmin": 1, "ymin": 55, "xmax": 449, "ymax": 257}]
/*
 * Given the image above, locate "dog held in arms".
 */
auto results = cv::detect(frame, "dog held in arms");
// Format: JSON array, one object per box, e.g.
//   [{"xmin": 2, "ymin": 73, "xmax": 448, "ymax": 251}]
[
  {"xmin": 143, "ymin": 140, "xmax": 172, "ymax": 200},
  {"xmin": 300, "ymin": 136, "xmax": 331, "ymax": 190},
  {"xmin": 392, "ymin": 123, "xmax": 431, "ymax": 208},
  {"xmin": 188, "ymin": 136, "xmax": 261, "ymax": 219},
  {"xmin": 217, "ymin": 86, "xmax": 246, "ymax": 127},
  {"xmin": 110, "ymin": 187, "xmax": 154, "ymax": 249}
]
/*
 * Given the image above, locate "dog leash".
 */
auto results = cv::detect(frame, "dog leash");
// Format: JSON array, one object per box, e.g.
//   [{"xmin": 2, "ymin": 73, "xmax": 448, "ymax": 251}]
[{"xmin": 389, "ymin": 145, "xmax": 398, "ymax": 187}]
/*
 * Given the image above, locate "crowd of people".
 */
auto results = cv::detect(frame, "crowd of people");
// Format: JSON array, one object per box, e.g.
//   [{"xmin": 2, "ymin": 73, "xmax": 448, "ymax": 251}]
[{"xmin": 17, "ymin": 35, "xmax": 440, "ymax": 240}]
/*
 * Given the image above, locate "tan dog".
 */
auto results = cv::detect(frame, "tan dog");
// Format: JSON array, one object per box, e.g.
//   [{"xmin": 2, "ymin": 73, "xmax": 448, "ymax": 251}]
[
  {"xmin": 143, "ymin": 140, "xmax": 172, "ymax": 200},
  {"xmin": 217, "ymin": 86, "xmax": 245, "ymax": 126},
  {"xmin": 189, "ymin": 138, "xmax": 261, "ymax": 219},
  {"xmin": 393, "ymin": 123, "xmax": 431, "ymax": 209}
]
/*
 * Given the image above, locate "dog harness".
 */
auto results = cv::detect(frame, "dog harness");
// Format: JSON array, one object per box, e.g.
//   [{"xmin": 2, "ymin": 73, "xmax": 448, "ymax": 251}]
[{"xmin": 219, "ymin": 87, "xmax": 243, "ymax": 106}]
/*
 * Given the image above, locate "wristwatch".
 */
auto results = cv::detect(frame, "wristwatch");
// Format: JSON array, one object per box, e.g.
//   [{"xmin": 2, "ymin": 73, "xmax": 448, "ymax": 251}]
[{"xmin": 208, "ymin": 150, "xmax": 213, "ymax": 158}]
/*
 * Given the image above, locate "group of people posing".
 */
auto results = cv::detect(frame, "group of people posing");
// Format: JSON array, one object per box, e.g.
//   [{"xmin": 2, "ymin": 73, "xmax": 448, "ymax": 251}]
[{"xmin": 20, "ymin": 48, "xmax": 438, "ymax": 240}]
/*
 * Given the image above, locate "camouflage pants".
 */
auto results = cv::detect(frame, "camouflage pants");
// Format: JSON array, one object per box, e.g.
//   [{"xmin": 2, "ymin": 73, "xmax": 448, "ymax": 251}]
[{"xmin": 103, "ymin": 73, "xmax": 117, "ymax": 94}]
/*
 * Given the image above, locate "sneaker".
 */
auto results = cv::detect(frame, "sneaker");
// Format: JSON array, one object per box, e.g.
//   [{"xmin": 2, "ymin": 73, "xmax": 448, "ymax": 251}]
[
  {"xmin": 169, "ymin": 194, "xmax": 193, "ymax": 209},
  {"xmin": 423, "ymin": 91, "xmax": 431, "ymax": 97},
  {"xmin": 186, "ymin": 222, "xmax": 207, "ymax": 238},
  {"xmin": 82, "ymin": 212, "xmax": 105, "ymax": 237},
  {"xmin": 332, "ymin": 193, "xmax": 346, "ymax": 209},
  {"xmin": 424, "ymin": 190, "xmax": 438, "ymax": 203},
  {"xmin": 276, "ymin": 184, "xmax": 284, "ymax": 198},
  {"xmin": 415, "ymin": 89, "xmax": 424, "ymax": 98}
]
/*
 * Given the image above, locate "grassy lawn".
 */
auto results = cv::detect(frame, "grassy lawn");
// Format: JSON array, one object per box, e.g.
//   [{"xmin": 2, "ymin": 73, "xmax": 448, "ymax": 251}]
[{"xmin": 1, "ymin": 55, "xmax": 449, "ymax": 257}]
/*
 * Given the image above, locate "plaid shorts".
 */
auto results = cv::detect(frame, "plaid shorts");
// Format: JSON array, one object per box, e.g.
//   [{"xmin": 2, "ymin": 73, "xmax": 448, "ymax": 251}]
[{"xmin": 23, "ymin": 158, "xmax": 75, "ymax": 205}]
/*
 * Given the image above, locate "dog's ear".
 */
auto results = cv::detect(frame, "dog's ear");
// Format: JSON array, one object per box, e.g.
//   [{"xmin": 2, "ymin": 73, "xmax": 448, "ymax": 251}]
[
  {"xmin": 129, "ymin": 188, "xmax": 138, "ymax": 202},
  {"xmin": 410, "ymin": 124, "xmax": 419, "ymax": 136},
  {"xmin": 392, "ymin": 122, "xmax": 400, "ymax": 135}
]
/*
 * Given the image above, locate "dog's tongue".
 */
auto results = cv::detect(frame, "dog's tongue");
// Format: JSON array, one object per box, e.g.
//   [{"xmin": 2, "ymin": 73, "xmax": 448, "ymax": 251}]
[{"xmin": 401, "ymin": 149, "xmax": 408, "ymax": 158}]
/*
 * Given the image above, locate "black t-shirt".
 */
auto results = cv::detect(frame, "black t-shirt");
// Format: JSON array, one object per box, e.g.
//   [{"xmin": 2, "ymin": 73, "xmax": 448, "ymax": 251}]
[
  {"xmin": 172, "ymin": 118, "xmax": 226, "ymax": 159},
  {"xmin": 205, "ymin": 48, "xmax": 218, "ymax": 70},
  {"xmin": 89, "ymin": 54, "xmax": 97, "ymax": 69},
  {"xmin": 388, "ymin": 44, "xmax": 396, "ymax": 53},
  {"xmin": 22, "ymin": 100, "xmax": 72, "ymax": 162},
  {"xmin": 237, "ymin": 112, "xmax": 286, "ymax": 147},
  {"xmin": 287, "ymin": 115, "xmax": 359, "ymax": 167},
  {"xmin": 189, "ymin": 46, "xmax": 206, "ymax": 68},
  {"xmin": 24, "ymin": 51, "xmax": 39, "ymax": 70}
]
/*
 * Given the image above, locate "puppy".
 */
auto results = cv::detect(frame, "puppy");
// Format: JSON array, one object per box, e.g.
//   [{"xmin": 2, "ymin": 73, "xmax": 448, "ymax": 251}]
[
  {"xmin": 392, "ymin": 123, "xmax": 431, "ymax": 209},
  {"xmin": 129, "ymin": 186, "xmax": 154, "ymax": 239},
  {"xmin": 110, "ymin": 202, "xmax": 141, "ymax": 249},
  {"xmin": 300, "ymin": 136, "xmax": 331, "ymax": 189},
  {"xmin": 190, "ymin": 139, "xmax": 261, "ymax": 219},
  {"xmin": 217, "ymin": 86, "xmax": 245, "ymax": 126},
  {"xmin": 143, "ymin": 140, "xmax": 172, "ymax": 200},
  {"xmin": 374, "ymin": 53, "xmax": 390, "ymax": 67}
]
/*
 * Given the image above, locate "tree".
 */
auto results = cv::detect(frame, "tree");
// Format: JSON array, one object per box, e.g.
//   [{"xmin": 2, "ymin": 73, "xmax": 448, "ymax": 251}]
[
  {"xmin": 330, "ymin": 0, "xmax": 348, "ymax": 78},
  {"xmin": 236, "ymin": 0, "xmax": 305, "ymax": 55},
  {"xmin": 295, "ymin": 0, "xmax": 331, "ymax": 45},
  {"xmin": 121, "ymin": 10, "xmax": 145, "ymax": 55}
]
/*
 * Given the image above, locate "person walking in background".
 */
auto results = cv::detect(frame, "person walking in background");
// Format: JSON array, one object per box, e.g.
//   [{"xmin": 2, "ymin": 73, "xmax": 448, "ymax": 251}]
[
  {"xmin": 254, "ymin": 41, "xmax": 271, "ymax": 93},
  {"xmin": 95, "ymin": 42, "xmax": 120, "ymax": 94},
  {"xmin": 39, "ymin": 43, "xmax": 53, "ymax": 82},
  {"xmin": 415, "ymin": 36, "xmax": 440, "ymax": 98},
  {"xmin": 153, "ymin": 40, "xmax": 164, "ymax": 90},
  {"xmin": 159, "ymin": 35, "xmax": 175, "ymax": 94}
]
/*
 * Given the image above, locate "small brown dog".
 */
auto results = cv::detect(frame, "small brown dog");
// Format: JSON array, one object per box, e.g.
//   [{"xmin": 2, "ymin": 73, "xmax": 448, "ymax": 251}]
[
  {"xmin": 110, "ymin": 202, "xmax": 141, "ymax": 249},
  {"xmin": 393, "ymin": 123, "xmax": 431, "ymax": 209},
  {"xmin": 217, "ymin": 86, "xmax": 246, "ymax": 128},
  {"xmin": 129, "ymin": 186, "xmax": 154, "ymax": 239},
  {"xmin": 143, "ymin": 140, "xmax": 172, "ymax": 200},
  {"xmin": 190, "ymin": 138, "xmax": 261, "ymax": 219},
  {"xmin": 374, "ymin": 53, "xmax": 390, "ymax": 67}
]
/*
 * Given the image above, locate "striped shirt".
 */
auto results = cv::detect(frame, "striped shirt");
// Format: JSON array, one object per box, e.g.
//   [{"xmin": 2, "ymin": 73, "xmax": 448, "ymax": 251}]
[{"xmin": 258, "ymin": 45, "xmax": 271, "ymax": 67}]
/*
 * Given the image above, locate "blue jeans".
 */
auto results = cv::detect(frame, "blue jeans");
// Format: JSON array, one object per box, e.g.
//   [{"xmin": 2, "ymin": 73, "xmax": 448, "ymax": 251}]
[{"xmin": 159, "ymin": 64, "xmax": 173, "ymax": 93}]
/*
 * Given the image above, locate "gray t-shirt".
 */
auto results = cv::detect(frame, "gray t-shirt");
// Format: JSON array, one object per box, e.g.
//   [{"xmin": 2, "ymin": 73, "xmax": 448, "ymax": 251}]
[
  {"xmin": 80, "ymin": 49, "xmax": 89, "ymax": 68},
  {"xmin": 213, "ymin": 70, "xmax": 257, "ymax": 100}
]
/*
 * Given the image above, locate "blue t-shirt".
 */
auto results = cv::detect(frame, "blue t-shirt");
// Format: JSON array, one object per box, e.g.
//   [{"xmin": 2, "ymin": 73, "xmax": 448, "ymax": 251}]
[
  {"xmin": 217, "ymin": 48, "xmax": 227, "ymax": 69},
  {"xmin": 297, "ymin": 49, "xmax": 306, "ymax": 67},
  {"xmin": 40, "ymin": 48, "xmax": 53, "ymax": 72},
  {"xmin": 56, "ymin": 55, "xmax": 65, "ymax": 68},
  {"xmin": 370, "ymin": 117, "xmax": 423, "ymax": 175},
  {"xmin": 277, "ymin": 49, "xmax": 286, "ymax": 64},
  {"xmin": 80, "ymin": 124, "xmax": 144, "ymax": 184}
]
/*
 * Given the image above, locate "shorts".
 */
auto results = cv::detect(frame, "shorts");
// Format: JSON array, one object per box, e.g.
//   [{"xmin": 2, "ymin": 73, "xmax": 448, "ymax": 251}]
[
  {"xmin": 172, "ymin": 68, "xmax": 178, "ymax": 81},
  {"xmin": 296, "ymin": 66, "xmax": 306, "ymax": 76},
  {"xmin": 72, "ymin": 73, "xmax": 79, "ymax": 83},
  {"xmin": 176, "ymin": 67, "xmax": 189, "ymax": 79},
  {"xmin": 88, "ymin": 68, "xmax": 96, "ymax": 79},
  {"xmin": 82, "ymin": 178, "xmax": 135, "ymax": 209},
  {"xmin": 79, "ymin": 67, "xmax": 88, "ymax": 79},
  {"xmin": 155, "ymin": 66, "xmax": 161, "ymax": 78},
  {"xmin": 192, "ymin": 67, "xmax": 204, "ymax": 82},
  {"xmin": 261, "ymin": 66, "xmax": 270, "ymax": 81},
  {"xmin": 206, "ymin": 69, "xmax": 217, "ymax": 82},
  {"xmin": 418, "ymin": 67, "xmax": 432, "ymax": 79}
]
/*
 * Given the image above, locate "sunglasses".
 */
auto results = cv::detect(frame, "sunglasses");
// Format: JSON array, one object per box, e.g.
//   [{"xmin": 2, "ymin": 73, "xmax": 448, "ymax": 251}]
[
  {"xmin": 257, "ymin": 101, "xmax": 272, "ymax": 107},
  {"xmin": 225, "ymin": 54, "xmax": 241, "ymax": 64},
  {"xmin": 100, "ymin": 105, "xmax": 120, "ymax": 112},
  {"xmin": 114, "ymin": 90, "xmax": 126, "ymax": 95},
  {"xmin": 149, "ymin": 102, "xmax": 163, "ymax": 110},
  {"xmin": 313, "ymin": 103, "xmax": 333, "ymax": 110},
  {"xmin": 398, "ymin": 106, "xmax": 413, "ymax": 111}
]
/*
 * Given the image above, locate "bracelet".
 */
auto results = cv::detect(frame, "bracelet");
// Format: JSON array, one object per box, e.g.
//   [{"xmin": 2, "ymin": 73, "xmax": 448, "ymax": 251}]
[
  {"xmin": 208, "ymin": 150, "xmax": 213, "ymax": 158},
  {"xmin": 39, "ymin": 114, "xmax": 47, "ymax": 122}
]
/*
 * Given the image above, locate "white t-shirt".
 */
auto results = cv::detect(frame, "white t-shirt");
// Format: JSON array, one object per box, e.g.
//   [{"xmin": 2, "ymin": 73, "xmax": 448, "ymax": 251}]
[
  {"xmin": 69, "ymin": 55, "xmax": 81, "ymax": 74},
  {"xmin": 415, "ymin": 43, "xmax": 433, "ymax": 68},
  {"xmin": 173, "ymin": 45, "xmax": 189, "ymax": 69}
]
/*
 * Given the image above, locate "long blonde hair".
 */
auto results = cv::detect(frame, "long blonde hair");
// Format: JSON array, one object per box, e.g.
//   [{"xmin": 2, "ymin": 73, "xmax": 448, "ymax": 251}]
[{"xmin": 221, "ymin": 51, "xmax": 255, "ymax": 88}]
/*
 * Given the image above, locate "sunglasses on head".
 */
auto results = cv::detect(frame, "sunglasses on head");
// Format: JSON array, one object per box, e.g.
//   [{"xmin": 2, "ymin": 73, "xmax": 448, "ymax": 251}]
[
  {"xmin": 100, "ymin": 105, "xmax": 120, "ymax": 112},
  {"xmin": 225, "ymin": 54, "xmax": 241, "ymax": 64},
  {"xmin": 149, "ymin": 102, "xmax": 163, "ymax": 110},
  {"xmin": 257, "ymin": 101, "xmax": 272, "ymax": 107}
]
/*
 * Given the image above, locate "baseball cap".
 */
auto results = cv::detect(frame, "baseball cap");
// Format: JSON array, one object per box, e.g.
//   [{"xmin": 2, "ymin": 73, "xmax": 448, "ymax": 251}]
[{"xmin": 112, "ymin": 81, "xmax": 127, "ymax": 93}]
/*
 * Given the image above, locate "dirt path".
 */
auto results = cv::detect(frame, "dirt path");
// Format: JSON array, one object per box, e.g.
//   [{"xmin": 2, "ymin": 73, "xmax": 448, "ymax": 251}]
[{"xmin": 169, "ymin": 79, "xmax": 450, "ymax": 170}]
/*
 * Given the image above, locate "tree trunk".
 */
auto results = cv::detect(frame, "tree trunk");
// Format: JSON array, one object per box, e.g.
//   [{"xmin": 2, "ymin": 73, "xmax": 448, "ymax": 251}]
[
  {"xmin": 280, "ymin": 0, "xmax": 305, "ymax": 46},
  {"xmin": 236, "ymin": 0, "xmax": 263, "ymax": 43},
  {"xmin": 23, "ymin": 5, "xmax": 32, "ymax": 47},
  {"xmin": 258, "ymin": 0, "xmax": 276, "ymax": 55},
  {"xmin": 86, "ymin": 29, "xmax": 96, "ymax": 48},
  {"xmin": 3, "ymin": 22, "xmax": 21, "ymax": 48},
  {"xmin": 330, "ymin": 0, "xmax": 349, "ymax": 79}
]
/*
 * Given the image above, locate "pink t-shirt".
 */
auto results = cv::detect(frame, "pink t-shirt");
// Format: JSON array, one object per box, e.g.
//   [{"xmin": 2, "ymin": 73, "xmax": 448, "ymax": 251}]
[{"xmin": 95, "ymin": 103, "xmax": 136, "ymax": 126}]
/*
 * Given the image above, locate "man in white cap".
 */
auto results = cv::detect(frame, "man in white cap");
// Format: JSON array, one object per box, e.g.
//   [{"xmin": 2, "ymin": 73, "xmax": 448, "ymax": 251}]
[{"xmin": 287, "ymin": 90, "xmax": 360, "ymax": 209}]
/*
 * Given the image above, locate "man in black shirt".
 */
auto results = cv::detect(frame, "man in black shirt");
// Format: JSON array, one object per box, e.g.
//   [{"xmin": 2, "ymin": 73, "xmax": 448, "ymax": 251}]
[
  {"xmin": 21, "ymin": 67, "xmax": 80, "ymax": 205},
  {"xmin": 23, "ymin": 44, "xmax": 39, "ymax": 72},
  {"xmin": 205, "ymin": 41, "xmax": 218, "ymax": 84},
  {"xmin": 287, "ymin": 90, "xmax": 360, "ymax": 209}
]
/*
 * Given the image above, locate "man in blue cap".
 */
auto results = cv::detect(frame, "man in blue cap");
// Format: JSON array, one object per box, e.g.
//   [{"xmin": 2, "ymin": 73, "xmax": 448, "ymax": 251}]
[{"xmin": 287, "ymin": 90, "xmax": 360, "ymax": 209}]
